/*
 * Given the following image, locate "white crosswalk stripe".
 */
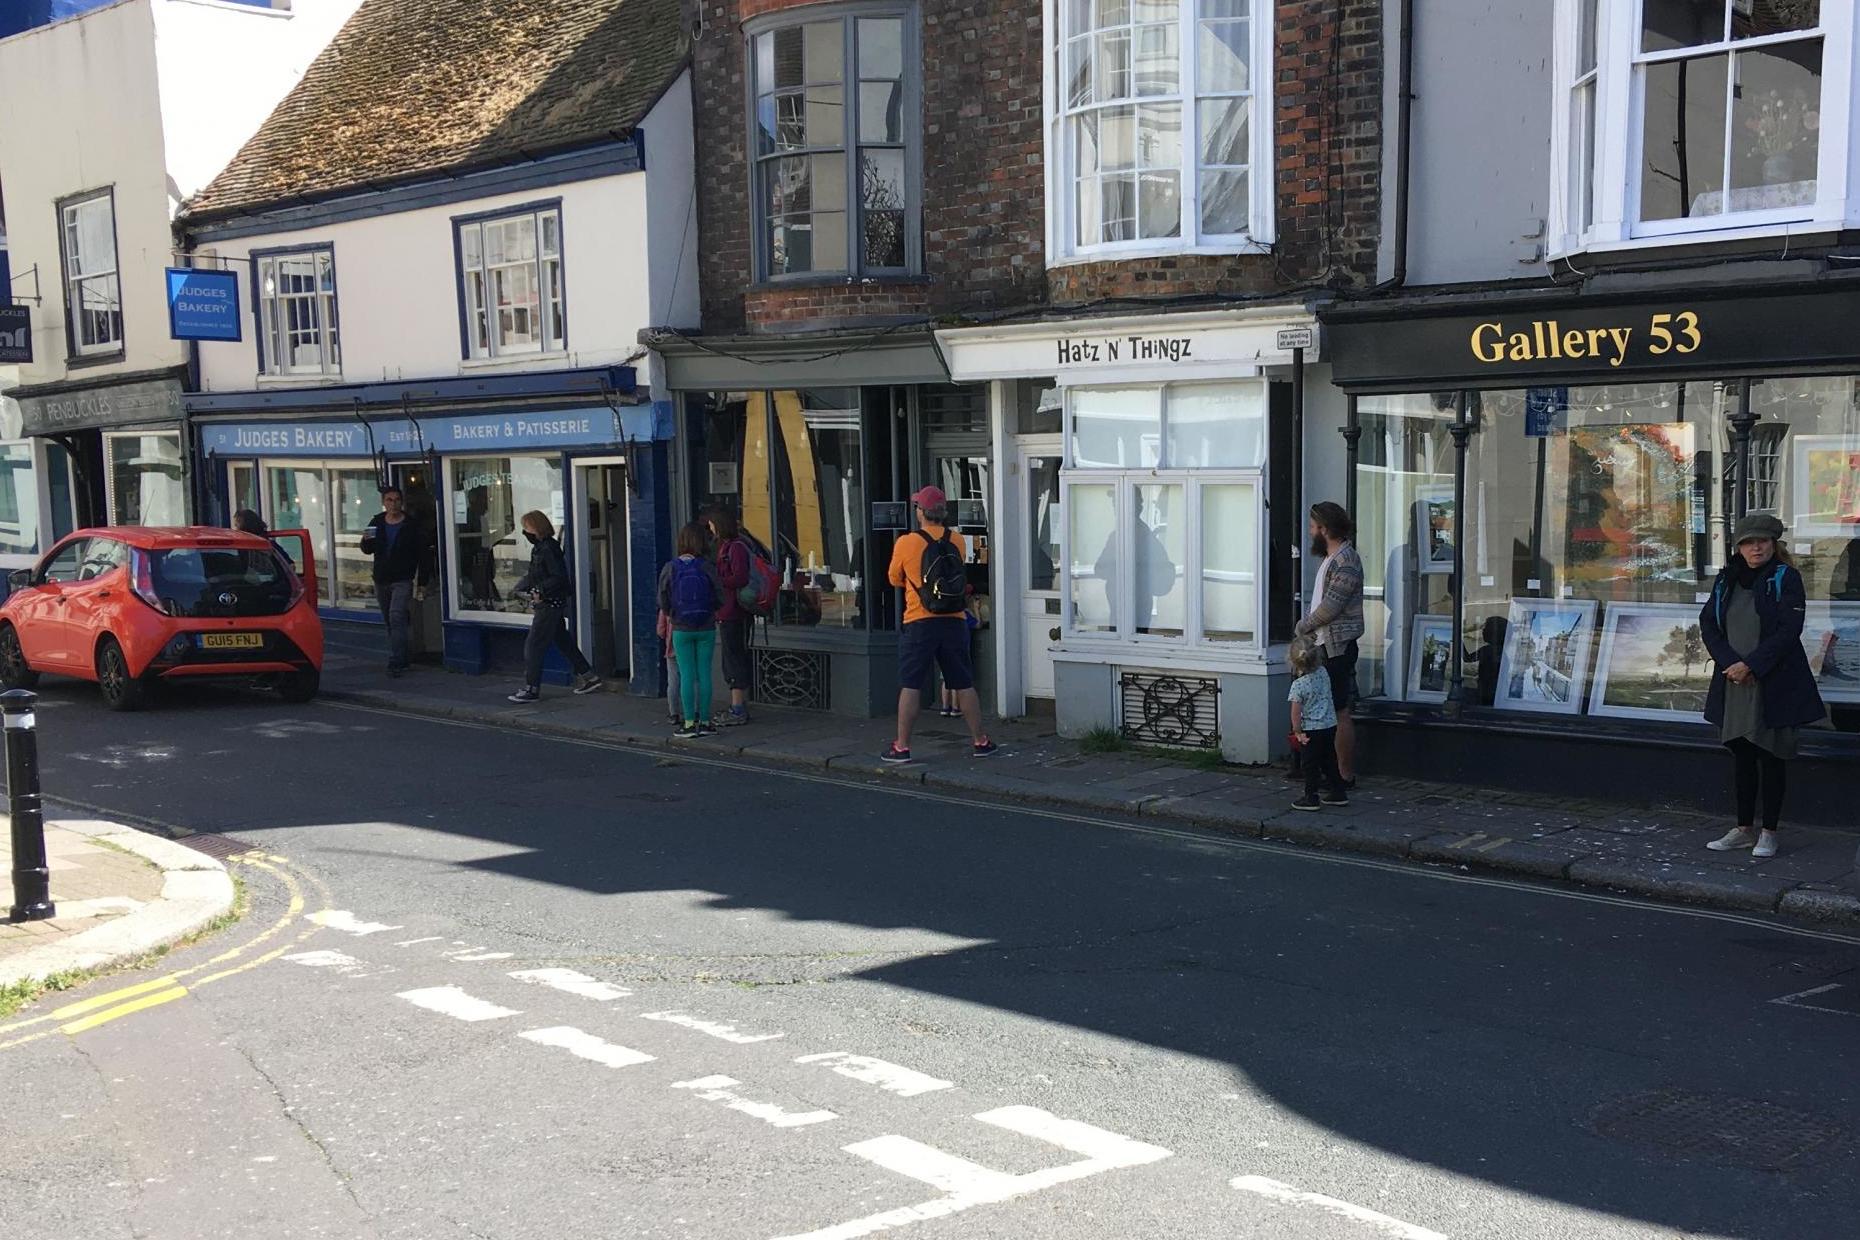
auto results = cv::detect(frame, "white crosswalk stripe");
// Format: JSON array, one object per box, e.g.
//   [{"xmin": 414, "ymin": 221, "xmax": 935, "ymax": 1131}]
[
  {"xmin": 672, "ymin": 1075, "xmax": 838, "ymax": 1129},
  {"xmin": 395, "ymin": 986, "xmax": 521, "ymax": 1022},
  {"xmin": 640, "ymin": 1009, "xmax": 784, "ymax": 1043},
  {"xmin": 794, "ymin": 1052, "xmax": 951, "ymax": 1097},
  {"xmin": 519, "ymin": 1026, "xmax": 655, "ymax": 1068},
  {"xmin": 508, "ymin": 968, "xmax": 632, "ymax": 1001}
]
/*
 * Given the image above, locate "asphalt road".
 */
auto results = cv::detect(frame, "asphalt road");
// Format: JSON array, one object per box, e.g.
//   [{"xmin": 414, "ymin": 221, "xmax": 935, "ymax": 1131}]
[{"xmin": 2, "ymin": 678, "xmax": 1857, "ymax": 1240}]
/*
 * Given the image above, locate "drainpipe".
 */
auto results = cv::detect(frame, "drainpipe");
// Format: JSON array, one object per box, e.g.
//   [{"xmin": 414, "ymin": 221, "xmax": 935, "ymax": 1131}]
[
  {"xmin": 1291, "ymin": 343, "xmax": 1306, "ymax": 620},
  {"xmin": 1374, "ymin": 0, "xmax": 1415, "ymax": 290},
  {"xmin": 1340, "ymin": 393, "xmax": 1362, "ymax": 518},
  {"xmin": 1445, "ymin": 390, "xmax": 1473, "ymax": 716}
]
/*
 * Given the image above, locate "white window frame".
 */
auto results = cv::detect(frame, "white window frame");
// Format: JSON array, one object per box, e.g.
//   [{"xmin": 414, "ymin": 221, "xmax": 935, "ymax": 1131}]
[
  {"xmin": 455, "ymin": 205, "xmax": 566, "ymax": 361},
  {"xmin": 1550, "ymin": 0, "xmax": 1857, "ymax": 256},
  {"xmin": 255, "ymin": 248, "xmax": 341, "ymax": 377},
  {"xmin": 1044, "ymin": 0, "xmax": 1276, "ymax": 264},
  {"xmin": 59, "ymin": 189, "xmax": 122, "ymax": 357}
]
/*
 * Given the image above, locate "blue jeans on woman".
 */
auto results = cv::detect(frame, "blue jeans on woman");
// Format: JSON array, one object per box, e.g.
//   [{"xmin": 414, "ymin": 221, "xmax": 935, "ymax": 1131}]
[{"xmin": 672, "ymin": 627, "xmax": 716, "ymax": 725}]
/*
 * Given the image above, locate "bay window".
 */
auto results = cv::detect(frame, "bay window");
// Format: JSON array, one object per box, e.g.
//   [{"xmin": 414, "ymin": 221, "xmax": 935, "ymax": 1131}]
[
  {"xmin": 1061, "ymin": 382, "xmax": 1265, "ymax": 647},
  {"xmin": 1049, "ymin": 0, "xmax": 1272, "ymax": 259},
  {"xmin": 1555, "ymin": 0, "xmax": 1853, "ymax": 252}
]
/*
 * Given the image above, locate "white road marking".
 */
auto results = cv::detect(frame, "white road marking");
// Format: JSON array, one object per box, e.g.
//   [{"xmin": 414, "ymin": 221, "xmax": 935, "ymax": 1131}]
[
  {"xmin": 1229, "ymin": 1176, "xmax": 1448, "ymax": 1240},
  {"xmin": 396, "ymin": 986, "xmax": 521, "ymax": 1023},
  {"xmin": 772, "ymin": 1107, "xmax": 1169, "ymax": 1240},
  {"xmin": 283, "ymin": 949, "xmax": 392, "ymax": 978},
  {"xmin": 393, "ymin": 936, "xmax": 444, "ymax": 946},
  {"xmin": 447, "ymin": 950, "xmax": 515, "ymax": 961},
  {"xmin": 308, "ymin": 910, "xmax": 404, "ymax": 936},
  {"xmin": 519, "ymin": 1026, "xmax": 655, "ymax": 1068},
  {"xmin": 640, "ymin": 1010, "xmax": 784, "ymax": 1043},
  {"xmin": 508, "ymin": 968, "xmax": 632, "ymax": 1001},
  {"xmin": 794, "ymin": 1052, "xmax": 951, "ymax": 1098},
  {"xmin": 672, "ymin": 1075, "xmax": 838, "ymax": 1129},
  {"xmin": 1770, "ymin": 983, "xmax": 1859, "ymax": 1017}
]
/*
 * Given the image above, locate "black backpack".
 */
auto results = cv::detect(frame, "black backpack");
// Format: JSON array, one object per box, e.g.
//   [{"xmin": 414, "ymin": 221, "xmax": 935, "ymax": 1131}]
[{"xmin": 915, "ymin": 530, "xmax": 969, "ymax": 615}]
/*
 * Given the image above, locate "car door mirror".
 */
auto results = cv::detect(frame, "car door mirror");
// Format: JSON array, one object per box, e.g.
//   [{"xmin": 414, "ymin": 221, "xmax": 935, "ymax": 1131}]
[{"xmin": 6, "ymin": 569, "xmax": 31, "ymax": 592}]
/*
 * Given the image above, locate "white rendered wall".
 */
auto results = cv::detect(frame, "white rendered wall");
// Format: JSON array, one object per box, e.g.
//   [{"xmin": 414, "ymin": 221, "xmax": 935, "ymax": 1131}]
[{"xmin": 195, "ymin": 173, "xmax": 665, "ymax": 391}]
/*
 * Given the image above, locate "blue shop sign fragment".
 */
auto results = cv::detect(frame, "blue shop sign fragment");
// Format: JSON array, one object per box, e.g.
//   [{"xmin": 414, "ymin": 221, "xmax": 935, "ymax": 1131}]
[
  {"xmin": 166, "ymin": 268, "xmax": 242, "ymax": 342},
  {"xmin": 197, "ymin": 407, "xmax": 627, "ymax": 457},
  {"xmin": 1525, "ymin": 387, "xmax": 1567, "ymax": 438}
]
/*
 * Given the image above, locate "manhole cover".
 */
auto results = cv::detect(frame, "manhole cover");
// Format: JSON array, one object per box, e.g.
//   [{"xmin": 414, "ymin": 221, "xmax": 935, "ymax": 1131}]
[
  {"xmin": 175, "ymin": 832, "xmax": 262, "ymax": 860},
  {"xmin": 1588, "ymin": 1088, "xmax": 1846, "ymax": 1170}
]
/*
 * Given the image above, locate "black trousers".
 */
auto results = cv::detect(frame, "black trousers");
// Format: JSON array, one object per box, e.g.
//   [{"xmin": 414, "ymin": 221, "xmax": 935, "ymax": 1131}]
[
  {"xmin": 1303, "ymin": 727, "xmax": 1346, "ymax": 798},
  {"xmin": 1727, "ymin": 738, "xmax": 1787, "ymax": 832},
  {"xmin": 523, "ymin": 603, "xmax": 591, "ymax": 688}
]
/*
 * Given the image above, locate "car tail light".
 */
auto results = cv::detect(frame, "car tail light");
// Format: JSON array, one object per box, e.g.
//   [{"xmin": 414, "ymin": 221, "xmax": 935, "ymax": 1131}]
[{"xmin": 131, "ymin": 550, "xmax": 168, "ymax": 615}]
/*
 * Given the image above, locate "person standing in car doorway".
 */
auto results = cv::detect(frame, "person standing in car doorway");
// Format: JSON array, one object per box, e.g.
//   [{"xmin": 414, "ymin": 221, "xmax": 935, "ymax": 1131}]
[
  {"xmin": 1293, "ymin": 501, "xmax": 1365, "ymax": 787},
  {"xmin": 880, "ymin": 486, "xmax": 997, "ymax": 763},
  {"xmin": 359, "ymin": 486, "xmax": 432, "ymax": 679}
]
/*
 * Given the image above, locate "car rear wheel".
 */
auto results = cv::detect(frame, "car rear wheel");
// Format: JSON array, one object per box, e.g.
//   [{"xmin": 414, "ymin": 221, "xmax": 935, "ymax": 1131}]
[
  {"xmin": 0, "ymin": 625, "xmax": 39, "ymax": 690},
  {"xmin": 97, "ymin": 637, "xmax": 145, "ymax": 712},
  {"xmin": 277, "ymin": 667, "xmax": 319, "ymax": 704}
]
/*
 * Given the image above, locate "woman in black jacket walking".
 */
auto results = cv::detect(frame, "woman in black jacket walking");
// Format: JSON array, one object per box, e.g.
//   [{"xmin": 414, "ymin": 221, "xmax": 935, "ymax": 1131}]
[
  {"xmin": 1699, "ymin": 514, "xmax": 1826, "ymax": 858},
  {"xmin": 507, "ymin": 511, "xmax": 602, "ymax": 703}
]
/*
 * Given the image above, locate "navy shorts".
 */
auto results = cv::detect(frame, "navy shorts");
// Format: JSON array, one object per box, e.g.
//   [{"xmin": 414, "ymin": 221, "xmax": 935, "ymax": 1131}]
[
  {"xmin": 1323, "ymin": 639, "xmax": 1360, "ymax": 713},
  {"xmin": 899, "ymin": 616, "xmax": 974, "ymax": 694}
]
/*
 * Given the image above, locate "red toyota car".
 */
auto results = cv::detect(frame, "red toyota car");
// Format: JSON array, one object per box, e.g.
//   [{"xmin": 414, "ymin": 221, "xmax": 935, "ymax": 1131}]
[{"xmin": 0, "ymin": 527, "xmax": 324, "ymax": 711}]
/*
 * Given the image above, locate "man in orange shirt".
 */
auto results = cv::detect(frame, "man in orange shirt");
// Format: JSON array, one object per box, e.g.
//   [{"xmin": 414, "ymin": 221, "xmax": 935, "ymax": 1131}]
[{"xmin": 881, "ymin": 486, "xmax": 998, "ymax": 762}]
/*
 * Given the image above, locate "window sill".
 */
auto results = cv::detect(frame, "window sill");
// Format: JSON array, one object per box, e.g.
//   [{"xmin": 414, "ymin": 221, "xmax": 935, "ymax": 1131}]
[
  {"xmin": 255, "ymin": 373, "xmax": 345, "ymax": 387},
  {"xmin": 1052, "ymin": 639, "xmax": 1276, "ymax": 672},
  {"xmin": 64, "ymin": 350, "xmax": 127, "ymax": 370},
  {"xmin": 1047, "ymin": 239, "xmax": 1272, "ymax": 269},
  {"xmin": 1548, "ymin": 219, "xmax": 1839, "ymax": 261},
  {"xmin": 750, "ymin": 274, "xmax": 931, "ymax": 291},
  {"xmin": 458, "ymin": 352, "xmax": 573, "ymax": 374}
]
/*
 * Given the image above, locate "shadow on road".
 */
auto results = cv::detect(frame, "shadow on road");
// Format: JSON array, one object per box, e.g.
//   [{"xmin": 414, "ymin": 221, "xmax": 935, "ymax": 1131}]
[{"xmin": 33, "ymin": 680, "xmax": 1860, "ymax": 1240}]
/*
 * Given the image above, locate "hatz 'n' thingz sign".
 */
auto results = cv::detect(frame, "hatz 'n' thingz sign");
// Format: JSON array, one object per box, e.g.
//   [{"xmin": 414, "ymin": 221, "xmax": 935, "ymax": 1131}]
[
  {"xmin": 0, "ymin": 305, "xmax": 30, "ymax": 364},
  {"xmin": 17, "ymin": 377, "xmax": 183, "ymax": 435}
]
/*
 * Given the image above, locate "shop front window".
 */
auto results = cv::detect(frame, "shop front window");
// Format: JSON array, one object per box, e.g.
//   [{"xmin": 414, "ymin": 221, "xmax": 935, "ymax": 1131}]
[
  {"xmin": 260, "ymin": 462, "xmax": 384, "ymax": 612},
  {"xmin": 104, "ymin": 432, "xmax": 184, "ymax": 526},
  {"xmin": 0, "ymin": 443, "xmax": 41, "ymax": 556},
  {"xmin": 1358, "ymin": 376, "xmax": 1860, "ymax": 740},
  {"xmin": 334, "ymin": 470, "xmax": 383, "ymax": 609},
  {"xmin": 266, "ymin": 465, "xmax": 335, "ymax": 607},
  {"xmin": 1062, "ymin": 381, "xmax": 1265, "ymax": 647},
  {"xmin": 694, "ymin": 388, "xmax": 873, "ymax": 629},
  {"xmin": 447, "ymin": 455, "xmax": 563, "ymax": 619}
]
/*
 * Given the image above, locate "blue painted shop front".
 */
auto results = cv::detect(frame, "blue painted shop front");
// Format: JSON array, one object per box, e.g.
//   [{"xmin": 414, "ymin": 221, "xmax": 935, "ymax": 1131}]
[{"xmin": 186, "ymin": 370, "xmax": 672, "ymax": 695}]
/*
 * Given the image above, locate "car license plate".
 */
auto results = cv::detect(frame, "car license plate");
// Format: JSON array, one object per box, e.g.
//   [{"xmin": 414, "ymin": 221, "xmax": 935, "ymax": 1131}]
[{"xmin": 200, "ymin": 633, "xmax": 264, "ymax": 650}]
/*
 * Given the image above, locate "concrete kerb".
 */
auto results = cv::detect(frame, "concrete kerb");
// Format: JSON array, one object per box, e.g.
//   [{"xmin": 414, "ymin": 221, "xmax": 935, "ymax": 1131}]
[
  {"xmin": 320, "ymin": 688, "xmax": 1860, "ymax": 927},
  {"xmin": 0, "ymin": 819, "xmax": 235, "ymax": 989}
]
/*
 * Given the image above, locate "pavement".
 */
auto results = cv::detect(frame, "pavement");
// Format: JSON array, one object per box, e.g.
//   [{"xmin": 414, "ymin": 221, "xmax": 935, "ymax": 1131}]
[
  {"xmin": 317, "ymin": 650, "xmax": 1860, "ymax": 927},
  {"xmin": 6, "ymin": 676, "xmax": 1858, "ymax": 1240},
  {"xmin": 0, "ymin": 816, "xmax": 236, "ymax": 988}
]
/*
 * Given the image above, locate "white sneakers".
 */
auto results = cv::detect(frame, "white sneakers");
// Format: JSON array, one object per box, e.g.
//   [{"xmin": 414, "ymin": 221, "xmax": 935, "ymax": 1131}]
[{"xmin": 1706, "ymin": 826, "xmax": 1779, "ymax": 858}]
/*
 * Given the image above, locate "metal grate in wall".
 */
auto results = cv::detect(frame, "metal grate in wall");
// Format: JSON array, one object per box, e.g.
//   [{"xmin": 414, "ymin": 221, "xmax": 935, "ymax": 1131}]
[
  {"xmin": 1118, "ymin": 671, "xmax": 1220, "ymax": 749},
  {"xmin": 752, "ymin": 648, "xmax": 830, "ymax": 710}
]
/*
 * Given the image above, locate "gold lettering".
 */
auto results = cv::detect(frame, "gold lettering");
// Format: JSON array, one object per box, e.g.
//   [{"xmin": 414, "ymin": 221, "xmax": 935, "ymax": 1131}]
[
  {"xmin": 1470, "ymin": 322, "xmax": 1506, "ymax": 363},
  {"xmin": 1674, "ymin": 310, "xmax": 1701, "ymax": 353},
  {"xmin": 1508, "ymin": 332, "xmax": 1534, "ymax": 362},
  {"xmin": 1563, "ymin": 329, "xmax": 1588, "ymax": 359},
  {"xmin": 1534, "ymin": 320, "xmax": 1551, "ymax": 359},
  {"xmin": 1607, "ymin": 326, "xmax": 1633, "ymax": 367},
  {"xmin": 1585, "ymin": 327, "xmax": 1607, "ymax": 359}
]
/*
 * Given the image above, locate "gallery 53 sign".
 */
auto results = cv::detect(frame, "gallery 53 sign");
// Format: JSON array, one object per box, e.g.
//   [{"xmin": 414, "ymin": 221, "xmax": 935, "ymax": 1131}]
[{"xmin": 1327, "ymin": 286, "xmax": 1860, "ymax": 390}]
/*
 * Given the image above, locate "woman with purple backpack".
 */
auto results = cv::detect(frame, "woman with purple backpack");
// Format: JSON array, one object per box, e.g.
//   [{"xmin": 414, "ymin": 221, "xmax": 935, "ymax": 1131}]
[{"xmin": 658, "ymin": 522, "xmax": 723, "ymax": 738}]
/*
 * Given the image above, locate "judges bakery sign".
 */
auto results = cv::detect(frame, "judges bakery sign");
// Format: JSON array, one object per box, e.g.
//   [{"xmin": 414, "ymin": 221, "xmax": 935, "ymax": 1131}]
[
  {"xmin": 1327, "ymin": 286, "xmax": 1860, "ymax": 390},
  {"xmin": 17, "ymin": 377, "xmax": 184, "ymax": 436}
]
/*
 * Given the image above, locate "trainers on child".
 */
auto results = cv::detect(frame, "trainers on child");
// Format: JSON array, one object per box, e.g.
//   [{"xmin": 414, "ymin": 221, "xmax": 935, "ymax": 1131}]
[
  {"xmin": 1706, "ymin": 827, "xmax": 1757, "ymax": 852},
  {"xmin": 1753, "ymin": 829, "xmax": 1780, "ymax": 859},
  {"xmin": 507, "ymin": 686, "xmax": 540, "ymax": 703},
  {"xmin": 971, "ymin": 738, "xmax": 999, "ymax": 758},
  {"xmin": 879, "ymin": 743, "xmax": 912, "ymax": 764},
  {"xmin": 673, "ymin": 722, "xmax": 699, "ymax": 740},
  {"xmin": 1290, "ymin": 795, "xmax": 1322, "ymax": 812},
  {"xmin": 1320, "ymin": 793, "xmax": 1351, "ymax": 806}
]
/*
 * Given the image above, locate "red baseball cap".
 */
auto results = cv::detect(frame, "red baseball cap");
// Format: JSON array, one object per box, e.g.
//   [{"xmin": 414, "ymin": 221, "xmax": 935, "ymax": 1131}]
[{"xmin": 911, "ymin": 485, "xmax": 947, "ymax": 512}]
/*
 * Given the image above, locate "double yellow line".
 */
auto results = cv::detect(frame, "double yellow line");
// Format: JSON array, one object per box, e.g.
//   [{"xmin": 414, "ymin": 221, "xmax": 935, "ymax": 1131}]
[{"xmin": 0, "ymin": 851, "xmax": 330, "ymax": 1051}]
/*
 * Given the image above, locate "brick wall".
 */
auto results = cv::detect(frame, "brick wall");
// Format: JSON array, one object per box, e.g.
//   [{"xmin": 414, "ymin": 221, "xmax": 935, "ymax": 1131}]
[
  {"xmin": 688, "ymin": 0, "xmax": 1381, "ymax": 334},
  {"xmin": 690, "ymin": 0, "xmax": 1045, "ymax": 335}
]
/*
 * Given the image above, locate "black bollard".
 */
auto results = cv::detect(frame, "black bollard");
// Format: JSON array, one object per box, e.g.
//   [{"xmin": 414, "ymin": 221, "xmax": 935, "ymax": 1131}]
[{"xmin": 5, "ymin": 689, "xmax": 53, "ymax": 923}]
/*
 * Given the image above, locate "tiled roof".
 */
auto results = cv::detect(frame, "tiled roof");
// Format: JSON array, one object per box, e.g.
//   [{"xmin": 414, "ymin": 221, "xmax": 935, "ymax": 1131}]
[{"xmin": 182, "ymin": 0, "xmax": 686, "ymax": 222}]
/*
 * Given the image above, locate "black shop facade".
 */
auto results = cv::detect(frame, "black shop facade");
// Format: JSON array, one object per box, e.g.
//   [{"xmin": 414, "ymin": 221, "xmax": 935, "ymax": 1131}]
[{"xmin": 1320, "ymin": 278, "xmax": 1860, "ymax": 826}]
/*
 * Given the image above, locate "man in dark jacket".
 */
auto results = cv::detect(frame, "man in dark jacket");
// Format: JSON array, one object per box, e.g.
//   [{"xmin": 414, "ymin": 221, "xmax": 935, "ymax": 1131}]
[{"xmin": 359, "ymin": 486, "xmax": 431, "ymax": 678}]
